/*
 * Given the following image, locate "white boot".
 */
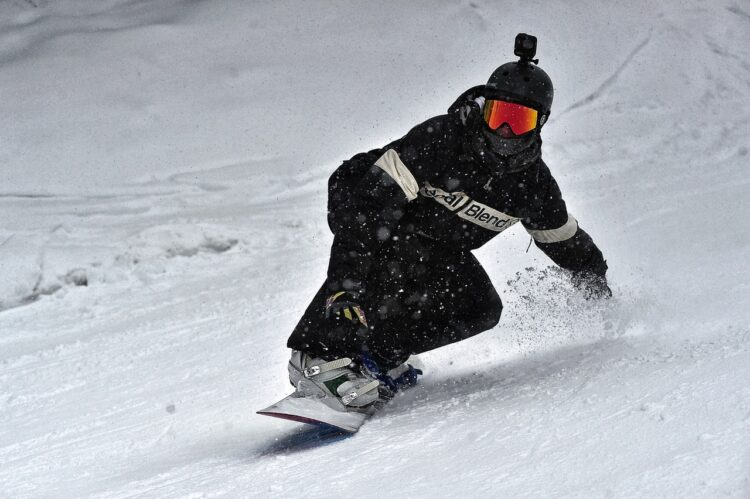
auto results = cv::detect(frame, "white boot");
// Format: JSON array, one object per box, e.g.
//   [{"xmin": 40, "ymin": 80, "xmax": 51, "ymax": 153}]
[{"xmin": 288, "ymin": 350, "xmax": 381, "ymax": 413}]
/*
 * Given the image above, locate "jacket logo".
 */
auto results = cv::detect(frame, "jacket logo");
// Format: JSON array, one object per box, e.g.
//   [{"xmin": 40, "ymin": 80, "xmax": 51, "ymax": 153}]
[
  {"xmin": 419, "ymin": 184, "xmax": 468, "ymax": 211},
  {"xmin": 420, "ymin": 183, "xmax": 519, "ymax": 233}
]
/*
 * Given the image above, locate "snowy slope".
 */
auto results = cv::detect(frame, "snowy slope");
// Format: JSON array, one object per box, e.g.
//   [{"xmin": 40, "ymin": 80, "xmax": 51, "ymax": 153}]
[{"xmin": 1, "ymin": 0, "xmax": 749, "ymax": 497}]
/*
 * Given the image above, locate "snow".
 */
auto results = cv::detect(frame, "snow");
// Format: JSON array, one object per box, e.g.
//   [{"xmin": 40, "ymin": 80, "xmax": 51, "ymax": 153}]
[{"xmin": 1, "ymin": 0, "xmax": 749, "ymax": 497}]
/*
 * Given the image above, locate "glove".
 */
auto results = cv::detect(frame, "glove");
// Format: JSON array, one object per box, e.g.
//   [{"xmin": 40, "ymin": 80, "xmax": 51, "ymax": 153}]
[
  {"xmin": 359, "ymin": 352, "xmax": 423, "ymax": 398},
  {"xmin": 458, "ymin": 96, "xmax": 485, "ymax": 129},
  {"xmin": 571, "ymin": 272, "xmax": 612, "ymax": 300},
  {"xmin": 325, "ymin": 291, "xmax": 368, "ymax": 327}
]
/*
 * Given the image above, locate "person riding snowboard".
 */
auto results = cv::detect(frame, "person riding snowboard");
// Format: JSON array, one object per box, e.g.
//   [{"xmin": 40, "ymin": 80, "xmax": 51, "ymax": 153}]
[{"xmin": 285, "ymin": 34, "xmax": 611, "ymax": 413}]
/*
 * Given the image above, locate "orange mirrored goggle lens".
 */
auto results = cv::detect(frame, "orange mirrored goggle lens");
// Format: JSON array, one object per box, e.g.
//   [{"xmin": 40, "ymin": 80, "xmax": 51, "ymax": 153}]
[{"xmin": 483, "ymin": 99, "xmax": 539, "ymax": 135}]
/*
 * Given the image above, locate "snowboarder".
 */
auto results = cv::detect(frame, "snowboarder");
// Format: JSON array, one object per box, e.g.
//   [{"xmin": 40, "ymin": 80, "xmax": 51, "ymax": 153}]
[{"xmin": 285, "ymin": 34, "xmax": 610, "ymax": 415}]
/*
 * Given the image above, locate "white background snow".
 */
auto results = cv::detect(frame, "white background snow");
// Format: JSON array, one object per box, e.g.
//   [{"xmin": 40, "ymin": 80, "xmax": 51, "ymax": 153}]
[{"xmin": 1, "ymin": 0, "xmax": 749, "ymax": 497}]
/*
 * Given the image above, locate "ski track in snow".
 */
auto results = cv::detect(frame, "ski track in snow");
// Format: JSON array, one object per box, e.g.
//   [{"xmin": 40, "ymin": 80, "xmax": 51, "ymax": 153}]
[
  {"xmin": 556, "ymin": 32, "xmax": 652, "ymax": 118},
  {"xmin": 1, "ymin": 0, "xmax": 750, "ymax": 497}
]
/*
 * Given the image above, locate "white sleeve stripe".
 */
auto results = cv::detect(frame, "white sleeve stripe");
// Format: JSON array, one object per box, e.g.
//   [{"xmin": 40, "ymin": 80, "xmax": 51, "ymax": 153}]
[
  {"xmin": 526, "ymin": 214, "xmax": 578, "ymax": 243},
  {"xmin": 374, "ymin": 149, "xmax": 420, "ymax": 201}
]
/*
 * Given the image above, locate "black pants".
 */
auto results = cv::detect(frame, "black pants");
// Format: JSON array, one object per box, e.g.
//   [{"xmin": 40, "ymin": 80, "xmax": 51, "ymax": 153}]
[{"xmin": 287, "ymin": 236, "xmax": 503, "ymax": 368}]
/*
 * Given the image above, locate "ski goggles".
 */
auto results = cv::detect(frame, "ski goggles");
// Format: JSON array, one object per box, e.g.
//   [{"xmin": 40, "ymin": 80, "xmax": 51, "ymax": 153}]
[{"xmin": 483, "ymin": 99, "xmax": 539, "ymax": 135}]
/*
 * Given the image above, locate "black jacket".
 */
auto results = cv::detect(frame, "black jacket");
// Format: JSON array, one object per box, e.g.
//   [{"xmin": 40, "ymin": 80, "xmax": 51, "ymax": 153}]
[{"xmin": 325, "ymin": 87, "xmax": 607, "ymax": 293}]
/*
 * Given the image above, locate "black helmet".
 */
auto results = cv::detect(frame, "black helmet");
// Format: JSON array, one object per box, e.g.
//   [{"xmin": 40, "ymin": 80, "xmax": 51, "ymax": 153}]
[{"xmin": 485, "ymin": 33, "xmax": 553, "ymax": 123}]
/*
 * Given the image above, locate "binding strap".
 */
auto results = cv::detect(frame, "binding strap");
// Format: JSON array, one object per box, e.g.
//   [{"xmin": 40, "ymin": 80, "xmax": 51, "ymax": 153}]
[
  {"xmin": 341, "ymin": 380, "xmax": 380, "ymax": 406},
  {"xmin": 303, "ymin": 357, "xmax": 353, "ymax": 378}
]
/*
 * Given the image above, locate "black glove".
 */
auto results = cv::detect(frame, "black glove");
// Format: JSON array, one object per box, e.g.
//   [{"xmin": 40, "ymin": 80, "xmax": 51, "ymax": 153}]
[
  {"xmin": 571, "ymin": 272, "xmax": 612, "ymax": 300},
  {"xmin": 458, "ymin": 98, "xmax": 483, "ymax": 130},
  {"xmin": 325, "ymin": 291, "xmax": 368, "ymax": 327}
]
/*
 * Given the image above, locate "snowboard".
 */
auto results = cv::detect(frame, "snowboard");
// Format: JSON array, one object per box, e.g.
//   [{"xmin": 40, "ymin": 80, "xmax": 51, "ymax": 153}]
[{"xmin": 257, "ymin": 392, "xmax": 372, "ymax": 433}]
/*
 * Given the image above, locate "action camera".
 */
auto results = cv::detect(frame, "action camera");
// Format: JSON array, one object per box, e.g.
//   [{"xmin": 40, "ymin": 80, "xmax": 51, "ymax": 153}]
[{"xmin": 514, "ymin": 33, "xmax": 537, "ymax": 63}]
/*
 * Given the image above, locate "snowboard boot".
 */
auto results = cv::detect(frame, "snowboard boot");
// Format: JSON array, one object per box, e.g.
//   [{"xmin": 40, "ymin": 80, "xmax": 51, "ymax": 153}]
[{"xmin": 288, "ymin": 350, "xmax": 381, "ymax": 413}]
